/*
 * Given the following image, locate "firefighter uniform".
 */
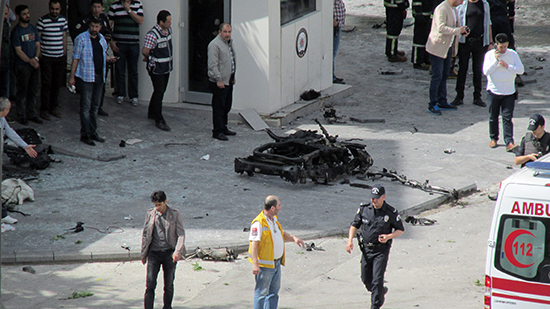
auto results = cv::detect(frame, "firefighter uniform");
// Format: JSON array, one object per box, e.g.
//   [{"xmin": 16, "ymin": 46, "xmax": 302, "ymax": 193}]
[
  {"xmin": 411, "ymin": 0, "xmax": 434, "ymax": 67},
  {"xmin": 385, "ymin": 0, "xmax": 410, "ymax": 60},
  {"xmin": 350, "ymin": 200, "xmax": 404, "ymax": 309}
]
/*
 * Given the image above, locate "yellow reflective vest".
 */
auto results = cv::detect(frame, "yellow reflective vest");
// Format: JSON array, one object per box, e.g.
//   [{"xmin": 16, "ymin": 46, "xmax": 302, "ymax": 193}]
[{"xmin": 248, "ymin": 211, "xmax": 285, "ymax": 268}]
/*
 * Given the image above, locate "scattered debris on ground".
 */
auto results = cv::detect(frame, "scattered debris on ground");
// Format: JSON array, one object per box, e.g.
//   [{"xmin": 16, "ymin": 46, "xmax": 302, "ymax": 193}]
[{"xmin": 405, "ymin": 216, "xmax": 437, "ymax": 226}]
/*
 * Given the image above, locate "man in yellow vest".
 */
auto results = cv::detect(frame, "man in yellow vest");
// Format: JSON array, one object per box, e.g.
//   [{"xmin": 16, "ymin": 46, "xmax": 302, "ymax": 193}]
[{"xmin": 248, "ymin": 195, "xmax": 305, "ymax": 309}]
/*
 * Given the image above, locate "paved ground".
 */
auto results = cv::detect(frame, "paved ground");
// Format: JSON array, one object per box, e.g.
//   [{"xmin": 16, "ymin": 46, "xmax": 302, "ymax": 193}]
[{"xmin": 2, "ymin": 0, "xmax": 550, "ymax": 307}]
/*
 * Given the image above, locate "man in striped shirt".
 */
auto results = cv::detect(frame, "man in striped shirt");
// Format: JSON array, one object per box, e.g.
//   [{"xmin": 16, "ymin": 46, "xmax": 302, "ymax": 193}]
[
  {"xmin": 37, "ymin": 0, "xmax": 68, "ymax": 121},
  {"xmin": 108, "ymin": 0, "xmax": 143, "ymax": 107}
]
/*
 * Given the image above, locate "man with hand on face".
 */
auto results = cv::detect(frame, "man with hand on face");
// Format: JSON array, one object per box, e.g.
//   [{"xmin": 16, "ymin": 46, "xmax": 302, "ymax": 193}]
[
  {"xmin": 141, "ymin": 190, "xmax": 186, "ymax": 309},
  {"xmin": 346, "ymin": 185, "xmax": 404, "ymax": 309},
  {"xmin": 483, "ymin": 32, "xmax": 523, "ymax": 152},
  {"xmin": 514, "ymin": 114, "xmax": 550, "ymax": 167},
  {"xmin": 248, "ymin": 195, "xmax": 305, "ymax": 309}
]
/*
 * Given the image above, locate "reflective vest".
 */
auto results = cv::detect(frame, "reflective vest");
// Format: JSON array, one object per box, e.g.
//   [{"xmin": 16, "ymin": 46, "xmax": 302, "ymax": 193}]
[
  {"xmin": 248, "ymin": 211, "xmax": 285, "ymax": 268},
  {"xmin": 148, "ymin": 26, "xmax": 172, "ymax": 75}
]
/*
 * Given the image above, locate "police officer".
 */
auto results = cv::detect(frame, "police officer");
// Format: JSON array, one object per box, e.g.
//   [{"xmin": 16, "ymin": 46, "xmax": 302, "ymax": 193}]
[
  {"xmin": 346, "ymin": 184, "xmax": 404, "ymax": 309},
  {"xmin": 514, "ymin": 114, "xmax": 550, "ymax": 167}
]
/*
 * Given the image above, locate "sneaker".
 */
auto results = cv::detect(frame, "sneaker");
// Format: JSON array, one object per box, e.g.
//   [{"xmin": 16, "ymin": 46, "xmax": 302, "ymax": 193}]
[
  {"xmin": 131, "ymin": 98, "xmax": 139, "ymax": 107},
  {"xmin": 473, "ymin": 99, "xmax": 487, "ymax": 107},
  {"xmin": 116, "ymin": 96, "xmax": 125, "ymax": 104},
  {"xmin": 427, "ymin": 106, "xmax": 442, "ymax": 115},
  {"xmin": 450, "ymin": 98, "xmax": 464, "ymax": 106},
  {"xmin": 2, "ymin": 215, "xmax": 18, "ymax": 224},
  {"xmin": 333, "ymin": 77, "xmax": 345, "ymax": 84},
  {"xmin": 1, "ymin": 223, "xmax": 15, "ymax": 233},
  {"xmin": 506, "ymin": 143, "xmax": 519, "ymax": 152},
  {"xmin": 437, "ymin": 103, "xmax": 458, "ymax": 110},
  {"xmin": 489, "ymin": 140, "xmax": 497, "ymax": 148}
]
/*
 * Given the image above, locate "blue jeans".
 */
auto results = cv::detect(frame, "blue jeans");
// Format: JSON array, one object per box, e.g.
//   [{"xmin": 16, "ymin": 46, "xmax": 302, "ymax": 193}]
[
  {"xmin": 488, "ymin": 91, "xmax": 516, "ymax": 145},
  {"xmin": 429, "ymin": 48, "xmax": 452, "ymax": 108},
  {"xmin": 114, "ymin": 43, "xmax": 139, "ymax": 99},
  {"xmin": 77, "ymin": 75, "xmax": 104, "ymax": 137},
  {"xmin": 333, "ymin": 26, "xmax": 341, "ymax": 80},
  {"xmin": 144, "ymin": 249, "xmax": 177, "ymax": 309},
  {"xmin": 254, "ymin": 259, "xmax": 281, "ymax": 309}
]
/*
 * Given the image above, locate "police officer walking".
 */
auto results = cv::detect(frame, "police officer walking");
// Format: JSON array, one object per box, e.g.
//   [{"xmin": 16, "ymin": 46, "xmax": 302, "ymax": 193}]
[{"xmin": 346, "ymin": 184, "xmax": 404, "ymax": 309}]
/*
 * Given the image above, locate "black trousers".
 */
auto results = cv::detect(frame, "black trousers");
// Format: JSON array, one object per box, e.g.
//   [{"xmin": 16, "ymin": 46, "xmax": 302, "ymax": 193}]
[
  {"xmin": 14, "ymin": 64, "xmax": 39, "ymax": 120},
  {"xmin": 148, "ymin": 72, "xmax": 170, "ymax": 122},
  {"xmin": 361, "ymin": 247, "xmax": 390, "ymax": 309},
  {"xmin": 40, "ymin": 56, "xmax": 65, "ymax": 113},
  {"xmin": 209, "ymin": 77, "xmax": 234, "ymax": 135},
  {"xmin": 412, "ymin": 15, "xmax": 431, "ymax": 65},
  {"xmin": 385, "ymin": 7, "xmax": 404, "ymax": 57},
  {"xmin": 456, "ymin": 39, "xmax": 486, "ymax": 100},
  {"xmin": 491, "ymin": 15, "xmax": 515, "ymax": 50}
]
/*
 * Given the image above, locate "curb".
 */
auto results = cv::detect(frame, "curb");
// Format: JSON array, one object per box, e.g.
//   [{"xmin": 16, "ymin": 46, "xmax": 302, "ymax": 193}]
[{"xmin": 0, "ymin": 183, "xmax": 477, "ymax": 265}]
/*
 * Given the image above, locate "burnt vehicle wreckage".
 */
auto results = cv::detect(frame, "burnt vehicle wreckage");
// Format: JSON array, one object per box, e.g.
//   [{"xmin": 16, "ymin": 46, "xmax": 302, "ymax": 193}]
[
  {"xmin": 234, "ymin": 120, "xmax": 373, "ymax": 184},
  {"xmin": 234, "ymin": 120, "xmax": 458, "ymax": 199}
]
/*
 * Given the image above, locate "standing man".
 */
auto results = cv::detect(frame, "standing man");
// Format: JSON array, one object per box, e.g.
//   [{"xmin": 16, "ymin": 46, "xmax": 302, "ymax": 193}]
[
  {"xmin": 67, "ymin": 0, "xmax": 91, "ymax": 42},
  {"xmin": 11, "ymin": 5, "xmax": 42, "ymax": 125},
  {"xmin": 483, "ymin": 33, "xmax": 523, "ymax": 151},
  {"xmin": 207, "ymin": 23, "xmax": 237, "ymax": 141},
  {"xmin": 411, "ymin": 0, "xmax": 433, "ymax": 70},
  {"xmin": 108, "ymin": 0, "xmax": 143, "ymax": 107},
  {"xmin": 248, "ymin": 195, "xmax": 305, "ymax": 309},
  {"xmin": 68, "ymin": 17, "xmax": 113, "ymax": 146},
  {"xmin": 425, "ymin": 0, "xmax": 469, "ymax": 115},
  {"xmin": 77, "ymin": 0, "xmax": 112, "ymax": 117},
  {"xmin": 333, "ymin": 0, "xmax": 346, "ymax": 84},
  {"xmin": 37, "ymin": 0, "xmax": 68, "ymax": 121},
  {"xmin": 1, "ymin": 4, "xmax": 11, "ymax": 98},
  {"xmin": 141, "ymin": 190, "xmax": 186, "ymax": 309},
  {"xmin": 142, "ymin": 10, "xmax": 172, "ymax": 132},
  {"xmin": 346, "ymin": 185, "xmax": 404, "ymax": 309},
  {"xmin": 384, "ymin": 0, "xmax": 409, "ymax": 62},
  {"xmin": 450, "ymin": 0, "xmax": 492, "ymax": 108},
  {"xmin": 514, "ymin": 114, "xmax": 550, "ymax": 167}
]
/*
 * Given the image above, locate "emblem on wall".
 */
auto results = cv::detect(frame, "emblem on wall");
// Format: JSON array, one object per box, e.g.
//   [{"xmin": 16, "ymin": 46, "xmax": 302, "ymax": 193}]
[{"xmin": 296, "ymin": 28, "xmax": 308, "ymax": 58}]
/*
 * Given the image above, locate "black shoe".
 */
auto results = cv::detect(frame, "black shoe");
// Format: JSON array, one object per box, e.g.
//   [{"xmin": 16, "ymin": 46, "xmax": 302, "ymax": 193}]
[
  {"xmin": 147, "ymin": 114, "xmax": 155, "ymax": 119},
  {"xmin": 18, "ymin": 118, "xmax": 28, "ymax": 125},
  {"xmin": 450, "ymin": 98, "xmax": 464, "ymax": 106},
  {"xmin": 223, "ymin": 128, "xmax": 237, "ymax": 136},
  {"xmin": 413, "ymin": 63, "xmax": 430, "ymax": 71},
  {"xmin": 212, "ymin": 133, "xmax": 228, "ymax": 141},
  {"xmin": 29, "ymin": 116, "xmax": 43, "ymax": 124},
  {"xmin": 80, "ymin": 136, "xmax": 96, "ymax": 146},
  {"xmin": 90, "ymin": 134, "xmax": 105, "ymax": 143},
  {"xmin": 333, "ymin": 77, "xmax": 345, "ymax": 84},
  {"xmin": 437, "ymin": 103, "xmax": 458, "ymax": 110},
  {"xmin": 473, "ymin": 99, "xmax": 487, "ymax": 107},
  {"xmin": 98, "ymin": 108, "xmax": 109, "ymax": 116},
  {"xmin": 156, "ymin": 120, "xmax": 171, "ymax": 131}
]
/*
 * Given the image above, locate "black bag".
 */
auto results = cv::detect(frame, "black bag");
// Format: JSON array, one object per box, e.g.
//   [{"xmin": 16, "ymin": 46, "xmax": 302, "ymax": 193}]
[{"xmin": 4, "ymin": 128, "xmax": 52, "ymax": 170}]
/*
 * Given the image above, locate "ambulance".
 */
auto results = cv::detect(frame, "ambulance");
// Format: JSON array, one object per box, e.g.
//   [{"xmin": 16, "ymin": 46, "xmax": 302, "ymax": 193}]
[{"xmin": 485, "ymin": 160, "xmax": 550, "ymax": 308}]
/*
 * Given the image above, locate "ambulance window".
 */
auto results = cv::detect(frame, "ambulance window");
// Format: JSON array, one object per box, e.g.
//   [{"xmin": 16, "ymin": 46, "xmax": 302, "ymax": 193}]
[{"xmin": 495, "ymin": 215, "xmax": 549, "ymax": 282}]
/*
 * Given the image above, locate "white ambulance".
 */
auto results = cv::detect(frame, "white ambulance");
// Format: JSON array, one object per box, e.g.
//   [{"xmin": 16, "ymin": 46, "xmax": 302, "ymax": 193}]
[{"xmin": 485, "ymin": 160, "xmax": 550, "ymax": 308}]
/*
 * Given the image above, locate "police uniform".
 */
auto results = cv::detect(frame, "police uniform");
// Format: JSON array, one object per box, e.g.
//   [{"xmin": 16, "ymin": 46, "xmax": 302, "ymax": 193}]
[
  {"xmin": 350, "ymin": 201, "xmax": 404, "ymax": 309},
  {"xmin": 516, "ymin": 132, "xmax": 550, "ymax": 167}
]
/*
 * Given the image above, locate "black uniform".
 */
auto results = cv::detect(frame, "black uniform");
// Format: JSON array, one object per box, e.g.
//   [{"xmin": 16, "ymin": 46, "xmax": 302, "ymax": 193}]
[
  {"xmin": 385, "ymin": 0, "xmax": 410, "ymax": 57},
  {"xmin": 412, "ymin": 0, "xmax": 434, "ymax": 65},
  {"xmin": 351, "ymin": 201, "xmax": 404, "ymax": 309}
]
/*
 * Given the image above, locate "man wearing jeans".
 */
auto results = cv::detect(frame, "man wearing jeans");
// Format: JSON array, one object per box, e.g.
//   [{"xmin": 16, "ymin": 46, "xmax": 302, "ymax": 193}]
[
  {"xmin": 141, "ymin": 190, "xmax": 186, "ymax": 309},
  {"xmin": 142, "ymin": 10, "xmax": 172, "ymax": 131},
  {"xmin": 425, "ymin": 0, "xmax": 469, "ymax": 115},
  {"xmin": 333, "ymin": 0, "xmax": 345, "ymax": 84},
  {"xmin": 248, "ymin": 195, "xmax": 305, "ymax": 309},
  {"xmin": 108, "ymin": 0, "xmax": 143, "ymax": 107},
  {"xmin": 483, "ymin": 32, "xmax": 523, "ymax": 151},
  {"xmin": 68, "ymin": 17, "xmax": 113, "ymax": 146}
]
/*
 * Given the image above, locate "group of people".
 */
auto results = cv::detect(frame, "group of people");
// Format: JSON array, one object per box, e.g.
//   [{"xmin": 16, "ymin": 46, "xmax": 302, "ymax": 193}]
[
  {"xmin": 141, "ymin": 187, "xmax": 404, "ymax": 309},
  {"xmin": 1, "ymin": 0, "xmax": 237, "ymax": 145}
]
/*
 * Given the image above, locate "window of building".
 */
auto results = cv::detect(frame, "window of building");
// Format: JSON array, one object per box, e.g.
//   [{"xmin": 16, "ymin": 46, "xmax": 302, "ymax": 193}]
[{"xmin": 281, "ymin": 0, "xmax": 316, "ymax": 25}]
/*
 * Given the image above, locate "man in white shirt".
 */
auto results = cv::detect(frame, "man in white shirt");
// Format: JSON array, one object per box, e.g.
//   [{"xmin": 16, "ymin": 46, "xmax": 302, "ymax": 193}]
[
  {"xmin": 248, "ymin": 195, "xmax": 305, "ymax": 309},
  {"xmin": 483, "ymin": 32, "xmax": 524, "ymax": 151}
]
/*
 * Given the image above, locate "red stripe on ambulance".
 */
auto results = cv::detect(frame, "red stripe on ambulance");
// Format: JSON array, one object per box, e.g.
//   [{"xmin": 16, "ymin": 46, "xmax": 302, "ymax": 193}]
[{"xmin": 492, "ymin": 277, "xmax": 550, "ymax": 298}]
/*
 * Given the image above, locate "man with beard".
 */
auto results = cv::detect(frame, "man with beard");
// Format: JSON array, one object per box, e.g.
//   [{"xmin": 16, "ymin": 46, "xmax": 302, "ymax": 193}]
[{"xmin": 68, "ymin": 17, "xmax": 115, "ymax": 146}]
